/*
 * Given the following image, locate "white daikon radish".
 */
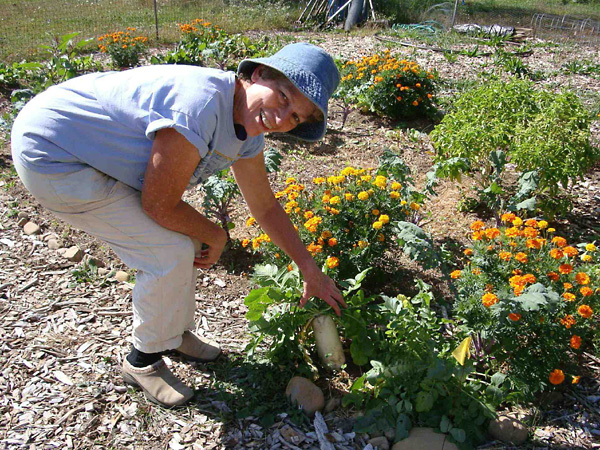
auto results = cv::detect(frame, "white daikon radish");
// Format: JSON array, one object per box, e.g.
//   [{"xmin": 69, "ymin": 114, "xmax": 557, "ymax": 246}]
[{"xmin": 312, "ymin": 314, "xmax": 345, "ymax": 370}]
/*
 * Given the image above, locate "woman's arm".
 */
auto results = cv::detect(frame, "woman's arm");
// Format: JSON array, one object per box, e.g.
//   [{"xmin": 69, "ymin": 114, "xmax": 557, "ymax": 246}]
[
  {"xmin": 141, "ymin": 128, "xmax": 227, "ymax": 268},
  {"xmin": 231, "ymin": 153, "xmax": 346, "ymax": 315}
]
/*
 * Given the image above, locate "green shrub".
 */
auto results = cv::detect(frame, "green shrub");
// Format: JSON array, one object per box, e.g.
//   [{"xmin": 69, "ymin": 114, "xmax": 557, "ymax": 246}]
[
  {"xmin": 97, "ymin": 28, "xmax": 148, "ymax": 68},
  {"xmin": 430, "ymin": 77, "xmax": 599, "ymax": 216}
]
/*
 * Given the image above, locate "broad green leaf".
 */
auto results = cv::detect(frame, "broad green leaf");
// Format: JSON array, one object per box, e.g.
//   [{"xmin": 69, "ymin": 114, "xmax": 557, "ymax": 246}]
[
  {"xmin": 415, "ymin": 391, "xmax": 434, "ymax": 412},
  {"xmin": 244, "ymin": 287, "xmax": 270, "ymax": 306},
  {"xmin": 440, "ymin": 415, "xmax": 451, "ymax": 433},
  {"xmin": 450, "ymin": 427, "xmax": 466, "ymax": 443},
  {"xmin": 395, "ymin": 414, "xmax": 411, "ymax": 441}
]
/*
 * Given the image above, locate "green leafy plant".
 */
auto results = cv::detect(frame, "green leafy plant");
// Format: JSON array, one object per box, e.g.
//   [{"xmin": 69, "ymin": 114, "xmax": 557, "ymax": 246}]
[
  {"xmin": 430, "ymin": 77, "xmax": 599, "ymax": 217},
  {"xmin": 451, "ymin": 215, "xmax": 599, "ymax": 399},
  {"xmin": 98, "ymin": 28, "xmax": 148, "ymax": 68}
]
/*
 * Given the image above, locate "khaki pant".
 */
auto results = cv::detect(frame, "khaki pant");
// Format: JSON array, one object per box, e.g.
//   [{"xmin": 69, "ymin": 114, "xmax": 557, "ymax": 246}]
[{"xmin": 13, "ymin": 159, "xmax": 198, "ymax": 353}]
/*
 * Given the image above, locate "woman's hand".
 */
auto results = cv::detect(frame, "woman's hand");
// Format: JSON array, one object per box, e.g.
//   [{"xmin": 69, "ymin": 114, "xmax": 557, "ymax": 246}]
[
  {"xmin": 192, "ymin": 229, "xmax": 227, "ymax": 269},
  {"xmin": 299, "ymin": 266, "xmax": 347, "ymax": 317}
]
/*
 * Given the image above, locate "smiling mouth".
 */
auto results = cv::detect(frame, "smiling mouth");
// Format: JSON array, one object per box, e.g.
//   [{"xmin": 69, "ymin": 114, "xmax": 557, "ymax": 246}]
[{"xmin": 260, "ymin": 110, "xmax": 274, "ymax": 130}]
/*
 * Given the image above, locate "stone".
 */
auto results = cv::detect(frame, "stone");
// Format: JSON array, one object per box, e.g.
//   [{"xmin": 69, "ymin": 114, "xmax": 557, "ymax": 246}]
[
  {"xmin": 368, "ymin": 436, "xmax": 390, "ymax": 450},
  {"xmin": 17, "ymin": 217, "xmax": 28, "ymax": 227},
  {"xmin": 98, "ymin": 268, "xmax": 111, "ymax": 276},
  {"xmin": 23, "ymin": 222, "xmax": 40, "ymax": 235},
  {"xmin": 83, "ymin": 254, "xmax": 105, "ymax": 268},
  {"xmin": 488, "ymin": 415, "xmax": 528, "ymax": 445},
  {"xmin": 285, "ymin": 376, "xmax": 324, "ymax": 418},
  {"xmin": 47, "ymin": 239, "xmax": 62, "ymax": 250},
  {"xmin": 17, "ymin": 211, "xmax": 29, "ymax": 220},
  {"xmin": 115, "ymin": 271, "xmax": 130, "ymax": 282},
  {"xmin": 64, "ymin": 246, "xmax": 84, "ymax": 262},
  {"xmin": 391, "ymin": 427, "xmax": 458, "ymax": 450}
]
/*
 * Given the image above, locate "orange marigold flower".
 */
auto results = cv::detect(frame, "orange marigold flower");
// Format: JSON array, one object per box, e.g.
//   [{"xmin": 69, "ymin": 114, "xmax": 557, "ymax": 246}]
[
  {"xmin": 485, "ymin": 228, "xmax": 501, "ymax": 239},
  {"xmin": 326, "ymin": 256, "xmax": 339, "ymax": 269},
  {"xmin": 505, "ymin": 227, "xmax": 521, "ymax": 238},
  {"xmin": 559, "ymin": 264, "xmax": 573, "ymax": 275},
  {"xmin": 508, "ymin": 313, "xmax": 521, "ymax": 321},
  {"xmin": 580, "ymin": 287, "xmax": 593, "ymax": 297},
  {"xmin": 328, "ymin": 238, "xmax": 338, "ymax": 247},
  {"xmin": 549, "ymin": 369, "xmax": 565, "ymax": 385},
  {"xmin": 501, "ymin": 212, "xmax": 516, "ymax": 222},
  {"xmin": 572, "ymin": 376, "xmax": 581, "ymax": 384},
  {"xmin": 470, "ymin": 220, "xmax": 485, "ymax": 231},
  {"xmin": 525, "ymin": 219, "xmax": 539, "ymax": 228},
  {"xmin": 562, "ymin": 292, "xmax": 576, "ymax": 302},
  {"xmin": 522, "ymin": 273, "xmax": 536, "ymax": 284},
  {"xmin": 570, "ymin": 335, "xmax": 582, "ymax": 350},
  {"xmin": 499, "ymin": 251, "xmax": 512, "ymax": 261},
  {"xmin": 472, "ymin": 268, "xmax": 482, "ymax": 275},
  {"xmin": 550, "ymin": 248, "xmax": 564, "ymax": 259},
  {"xmin": 464, "ymin": 248, "xmax": 473, "ymax": 256},
  {"xmin": 241, "ymin": 238, "xmax": 250, "ymax": 248},
  {"xmin": 523, "ymin": 227, "xmax": 539, "ymax": 238},
  {"xmin": 246, "ymin": 217, "xmax": 256, "ymax": 227},
  {"xmin": 564, "ymin": 282, "xmax": 573, "ymax": 290},
  {"xmin": 515, "ymin": 252, "xmax": 528, "ymax": 263},
  {"xmin": 563, "ymin": 246, "xmax": 578, "ymax": 257},
  {"xmin": 575, "ymin": 272, "xmax": 590, "ymax": 285},
  {"xmin": 450, "ymin": 270, "xmax": 462, "ymax": 279},
  {"xmin": 482, "ymin": 293, "xmax": 499, "ymax": 307},
  {"xmin": 582, "ymin": 254, "xmax": 592, "ymax": 262},
  {"xmin": 578, "ymin": 304, "xmax": 593, "ymax": 318},
  {"xmin": 526, "ymin": 238, "xmax": 543, "ymax": 249},
  {"xmin": 472, "ymin": 231, "xmax": 483, "ymax": 241},
  {"xmin": 552, "ymin": 236, "xmax": 567, "ymax": 248},
  {"xmin": 560, "ymin": 314, "xmax": 576, "ymax": 328}
]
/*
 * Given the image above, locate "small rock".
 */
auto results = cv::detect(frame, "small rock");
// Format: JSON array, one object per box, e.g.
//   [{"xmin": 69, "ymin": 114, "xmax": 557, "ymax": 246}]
[
  {"xmin": 368, "ymin": 436, "xmax": 390, "ymax": 450},
  {"xmin": 285, "ymin": 376, "xmax": 325, "ymax": 418},
  {"xmin": 17, "ymin": 217, "xmax": 28, "ymax": 227},
  {"xmin": 64, "ymin": 246, "xmax": 84, "ymax": 262},
  {"xmin": 488, "ymin": 415, "xmax": 528, "ymax": 445},
  {"xmin": 83, "ymin": 254, "xmax": 105, "ymax": 268},
  {"xmin": 324, "ymin": 397, "xmax": 341, "ymax": 413},
  {"xmin": 115, "ymin": 271, "xmax": 130, "ymax": 282},
  {"xmin": 47, "ymin": 239, "xmax": 62, "ymax": 250},
  {"xmin": 391, "ymin": 427, "xmax": 458, "ymax": 450},
  {"xmin": 98, "ymin": 267, "xmax": 111, "ymax": 276},
  {"xmin": 23, "ymin": 222, "xmax": 40, "ymax": 235},
  {"xmin": 56, "ymin": 248, "xmax": 68, "ymax": 256},
  {"xmin": 17, "ymin": 211, "xmax": 29, "ymax": 220}
]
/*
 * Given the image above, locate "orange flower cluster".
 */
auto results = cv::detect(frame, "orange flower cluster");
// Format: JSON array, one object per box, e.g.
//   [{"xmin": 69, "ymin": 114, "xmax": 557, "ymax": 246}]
[
  {"xmin": 97, "ymin": 28, "xmax": 148, "ymax": 53},
  {"xmin": 178, "ymin": 18, "xmax": 220, "ymax": 40}
]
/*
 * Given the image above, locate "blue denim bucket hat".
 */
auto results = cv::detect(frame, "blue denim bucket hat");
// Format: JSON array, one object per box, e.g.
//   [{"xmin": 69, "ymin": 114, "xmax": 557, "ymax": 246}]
[{"xmin": 238, "ymin": 42, "xmax": 340, "ymax": 142}]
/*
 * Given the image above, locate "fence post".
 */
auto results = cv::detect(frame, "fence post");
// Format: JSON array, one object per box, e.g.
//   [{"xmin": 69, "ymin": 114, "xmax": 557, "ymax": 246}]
[
  {"xmin": 450, "ymin": 0, "xmax": 459, "ymax": 30},
  {"xmin": 153, "ymin": 0, "xmax": 159, "ymax": 40}
]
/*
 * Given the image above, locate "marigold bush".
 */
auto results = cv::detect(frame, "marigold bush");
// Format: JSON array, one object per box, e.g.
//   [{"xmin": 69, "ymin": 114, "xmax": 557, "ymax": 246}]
[
  {"xmin": 334, "ymin": 50, "xmax": 438, "ymax": 120},
  {"xmin": 244, "ymin": 159, "xmax": 426, "ymax": 280},
  {"xmin": 451, "ymin": 213, "xmax": 599, "ymax": 398},
  {"xmin": 97, "ymin": 27, "xmax": 148, "ymax": 68}
]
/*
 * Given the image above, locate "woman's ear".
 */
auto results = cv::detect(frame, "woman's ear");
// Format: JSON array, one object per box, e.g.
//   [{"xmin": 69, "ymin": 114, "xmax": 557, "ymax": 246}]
[{"xmin": 250, "ymin": 65, "xmax": 263, "ymax": 83}]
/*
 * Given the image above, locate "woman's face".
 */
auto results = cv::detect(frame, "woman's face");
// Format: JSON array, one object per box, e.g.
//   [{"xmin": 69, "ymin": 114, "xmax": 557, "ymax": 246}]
[{"xmin": 235, "ymin": 66, "xmax": 318, "ymax": 138}]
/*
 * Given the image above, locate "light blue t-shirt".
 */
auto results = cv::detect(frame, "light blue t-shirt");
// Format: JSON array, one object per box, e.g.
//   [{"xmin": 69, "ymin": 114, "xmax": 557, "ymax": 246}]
[{"xmin": 11, "ymin": 65, "xmax": 264, "ymax": 191}]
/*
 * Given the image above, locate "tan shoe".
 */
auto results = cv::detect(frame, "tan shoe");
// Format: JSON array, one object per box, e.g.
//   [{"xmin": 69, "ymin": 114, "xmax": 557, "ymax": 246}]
[
  {"xmin": 175, "ymin": 330, "xmax": 221, "ymax": 362},
  {"xmin": 122, "ymin": 359, "xmax": 194, "ymax": 407}
]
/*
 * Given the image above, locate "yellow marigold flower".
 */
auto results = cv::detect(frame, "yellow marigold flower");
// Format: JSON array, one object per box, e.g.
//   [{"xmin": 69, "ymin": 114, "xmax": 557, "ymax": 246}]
[
  {"xmin": 328, "ymin": 238, "xmax": 338, "ymax": 247},
  {"xmin": 246, "ymin": 217, "xmax": 256, "ymax": 227},
  {"xmin": 580, "ymin": 286, "xmax": 593, "ymax": 297},
  {"xmin": 313, "ymin": 177, "xmax": 326, "ymax": 184},
  {"xmin": 501, "ymin": 212, "xmax": 516, "ymax": 222},
  {"xmin": 329, "ymin": 196, "xmax": 341, "ymax": 205},
  {"xmin": 515, "ymin": 252, "xmax": 528, "ymax": 263},
  {"xmin": 570, "ymin": 335, "xmax": 582, "ymax": 349},
  {"xmin": 464, "ymin": 248, "xmax": 473, "ymax": 256},
  {"xmin": 361, "ymin": 175, "xmax": 372, "ymax": 182},
  {"xmin": 538, "ymin": 220, "xmax": 548, "ymax": 229},
  {"xmin": 578, "ymin": 304, "xmax": 593, "ymax": 318},
  {"xmin": 285, "ymin": 177, "xmax": 296, "ymax": 184},
  {"xmin": 470, "ymin": 220, "xmax": 485, "ymax": 231},
  {"xmin": 391, "ymin": 181, "xmax": 402, "ymax": 190},
  {"xmin": 373, "ymin": 175, "xmax": 387, "ymax": 189},
  {"xmin": 373, "ymin": 221, "xmax": 383, "ymax": 230},
  {"xmin": 512, "ymin": 217, "xmax": 523, "ymax": 227},
  {"xmin": 504, "ymin": 227, "xmax": 520, "ymax": 238},
  {"xmin": 549, "ymin": 369, "xmax": 564, "ymax": 385},
  {"xmin": 548, "ymin": 227, "xmax": 556, "ymax": 233},
  {"xmin": 585, "ymin": 243, "xmax": 597, "ymax": 252},
  {"xmin": 508, "ymin": 313, "xmax": 521, "ymax": 321},
  {"xmin": 575, "ymin": 272, "xmax": 590, "ymax": 285},
  {"xmin": 241, "ymin": 238, "xmax": 250, "ymax": 248},
  {"xmin": 410, "ymin": 202, "xmax": 421, "ymax": 211},
  {"xmin": 358, "ymin": 240, "xmax": 368, "ymax": 249},
  {"xmin": 472, "ymin": 268, "xmax": 482, "ymax": 275},
  {"xmin": 572, "ymin": 375, "xmax": 581, "ymax": 384},
  {"xmin": 252, "ymin": 238, "xmax": 261, "ymax": 250},
  {"xmin": 472, "ymin": 231, "xmax": 483, "ymax": 241},
  {"xmin": 304, "ymin": 210, "xmax": 314, "ymax": 219},
  {"xmin": 326, "ymin": 256, "xmax": 339, "ymax": 269},
  {"xmin": 341, "ymin": 167, "xmax": 357, "ymax": 176},
  {"xmin": 562, "ymin": 292, "xmax": 576, "ymax": 302},
  {"xmin": 379, "ymin": 214, "xmax": 390, "ymax": 224},
  {"xmin": 287, "ymin": 264, "xmax": 293, "ymax": 272},
  {"xmin": 358, "ymin": 191, "xmax": 369, "ymax": 201},
  {"xmin": 482, "ymin": 293, "xmax": 499, "ymax": 308},
  {"xmin": 390, "ymin": 191, "xmax": 401, "ymax": 199},
  {"xmin": 330, "ymin": 208, "xmax": 340, "ymax": 215},
  {"xmin": 450, "ymin": 270, "xmax": 461, "ymax": 279},
  {"xmin": 582, "ymin": 254, "xmax": 592, "ymax": 262},
  {"xmin": 559, "ymin": 264, "xmax": 573, "ymax": 275},
  {"xmin": 345, "ymin": 193, "xmax": 355, "ymax": 201}
]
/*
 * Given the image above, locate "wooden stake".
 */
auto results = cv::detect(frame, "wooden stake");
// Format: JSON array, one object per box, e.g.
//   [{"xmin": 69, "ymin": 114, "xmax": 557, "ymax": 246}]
[{"xmin": 321, "ymin": 0, "xmax": 353, "ymax": 27}]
